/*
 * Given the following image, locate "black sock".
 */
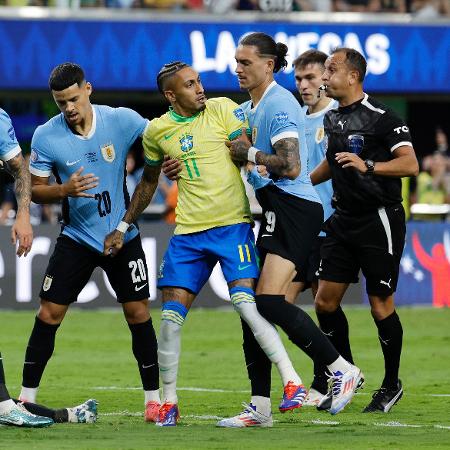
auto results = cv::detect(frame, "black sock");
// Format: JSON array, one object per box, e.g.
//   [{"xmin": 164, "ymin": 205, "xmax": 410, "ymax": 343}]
[
  {"xmin": 255, "ymin": 295, "xmax": 339, "ymax": 368},
  {"xmin": 22, "ymin": 317, "xmax": 60, "ymax": 388},
  {"xmin": 374, "ymin": 311, "xmax": 403, "ymax": 389},
  {"xmin": 241, "ymin": 318, "xmax": 271, "ymax": 398},
  {"xmin": 0, "ymin": 352, "xmax": 11, "ymax": 401},
  {"xmin": 13, "ymin": 398, "xmax": 67, "ymax": 421},
  {"xmin": 316, "ymin": 307, "xmax": 354, "ymax": 364},
  {"xmin": 314, "ymin": 306, "xmax": 354, "ymax": 392},
  {"xmin": 128, "ymin": 318, "xmax": 159, "ymax": 392}
]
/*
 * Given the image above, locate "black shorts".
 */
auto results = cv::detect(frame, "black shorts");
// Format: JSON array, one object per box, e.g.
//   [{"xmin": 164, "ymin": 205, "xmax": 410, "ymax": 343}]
[
  {"xmin": 292, "ymin": 236, "xmax": 325, "ymax": 287},
  {"xmin": 256, "ymin": 184, "xmax": 323, "ymax": 269},
  {"xmin": 319, "ymin": 204, "xmax": 406, "ymax": 296},
  {"xmin": 39, "ymin": 234, "xmax": 150, "ymax": 305}
]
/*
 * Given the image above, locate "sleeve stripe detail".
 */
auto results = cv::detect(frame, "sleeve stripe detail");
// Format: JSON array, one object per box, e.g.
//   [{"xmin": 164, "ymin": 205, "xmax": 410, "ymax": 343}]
[
  {"xmin": 141, "ymin": 120, "xmax": 150, "ymax": 137},
  {"xmin": 30, "ymin": 166, "xmax": 52, "ymax": 177},
  {"xmin": 228, "ymin": 128, "xmax": 251, "ymax": 141},
  {"xmin": 362, "ymin": 93, "xmax": 385, "ymax": 114},
  {"xmin": 144, "ymin": 156, "xmax": 163, "ymax": 166},
  {"xmin": 391, "ymin": 141, "xmax": 412, "ymax": 152},
  {"xmin": 2, "ymin": 145, "xmax": 21, "ymax": 162},
  {"xmin": 271, "ymin": 131, "xmax": 298, "ymax": 145}
]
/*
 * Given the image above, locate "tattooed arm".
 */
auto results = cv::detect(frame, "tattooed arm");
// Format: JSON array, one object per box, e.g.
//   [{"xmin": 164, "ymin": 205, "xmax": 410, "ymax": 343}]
[
  {"xmin": 229, "ymin": 131, "xmax": 300, "ymax": 180},
  {"xmin": 6, "ymin": 153, "xmax": 33, "ymax": 256},
  {"xmin": 255, "ymin": 138, "xmax": 300, "ymax": 179},
  {"xmin": 103, "ymin": 164, "xmax": 161, "ymax": 256}
]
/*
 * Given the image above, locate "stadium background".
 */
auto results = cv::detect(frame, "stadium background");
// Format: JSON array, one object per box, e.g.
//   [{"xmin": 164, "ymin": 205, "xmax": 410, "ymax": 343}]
[{"xmin": 0, "ymin": 8, "xmax": 449, "ymax": 309}]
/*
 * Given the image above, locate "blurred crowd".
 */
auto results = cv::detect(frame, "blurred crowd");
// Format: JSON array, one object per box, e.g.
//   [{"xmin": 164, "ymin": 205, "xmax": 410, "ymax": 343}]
[
  {"xmin": 0, "ymin": 0, "xmax": 448, "ymax": 15},
  {"xmin": 1, "ymin": 127, "xmax": 449, "ymax": 225}
]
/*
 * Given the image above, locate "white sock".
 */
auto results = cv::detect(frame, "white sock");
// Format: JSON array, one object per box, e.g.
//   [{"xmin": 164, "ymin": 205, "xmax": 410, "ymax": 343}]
[
  {"xmin": 144, "ymin": 390, "xmax": 161, "ymax": 405},
  {"xmin": 327, "ymin": 356, "xmax": 352, "ymax": 374},
  {"xmin": 67, "ymin": 407, "xmax": 77, "ymax": 423},
  {"xmin": 19, "ymin": 386, "xmax": 38, "ymax": 403},
  {"xmin": 231, "ymin": 293, "xmax": 301, "ymax": 386},
  {"xmin": 251, "ymin": 396, "xmax": 271, "ymax": 416},
  {"xmin": 0, "ymin": 399, "xmax": 15, "ymax": 414},
  {"xmin": 158, "ymin": 320, "xmax": 182, "ymax": 404}
]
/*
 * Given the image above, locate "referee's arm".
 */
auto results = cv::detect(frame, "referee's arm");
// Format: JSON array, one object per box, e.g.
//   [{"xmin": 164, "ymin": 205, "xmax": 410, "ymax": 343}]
[
  {"xmin": 310, "ymin": 157, "xmax": 331, "ymax": 186},
  {"xmin": 369, "ymin": 145, "xmax": 419, "ymax": 177}
]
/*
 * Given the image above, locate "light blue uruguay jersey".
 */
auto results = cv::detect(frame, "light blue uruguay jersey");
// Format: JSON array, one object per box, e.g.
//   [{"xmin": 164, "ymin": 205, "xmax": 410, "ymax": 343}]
[
  {"xmin": 29, "ymin": 105, "xmax": 148, "ymax": 253},
  {"xmin": 302, "ymin": 99, "xmax": 338, "ymax": 234},
  {"xmin": 243, "ymin": 82, "xmax": 320, "ymax": 203},
  {"xmin": 0, "ymin": 109, "xmax": 22, "ymax": 162}
]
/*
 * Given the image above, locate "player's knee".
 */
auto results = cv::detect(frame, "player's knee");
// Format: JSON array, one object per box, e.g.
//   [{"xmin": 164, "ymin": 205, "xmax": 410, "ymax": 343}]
[
  {"xmin": 314, "ymin": 293, "xmax": 338, "ymax": 314},
  {"xmin": 37, "ymin": 302, "xmax": 65, "ymax": 325},
  {"xmin": 123, "ymin": 300, "xmax": 150, "ymax": 324},
  {"xmin": 161, "ymin": 301, "xmax": 189, "ymax": 332}
]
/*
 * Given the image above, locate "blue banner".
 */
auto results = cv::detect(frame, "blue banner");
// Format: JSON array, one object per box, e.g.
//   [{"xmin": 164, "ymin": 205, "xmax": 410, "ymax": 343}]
[
  {"xmin": 394, "ymin": 221, "xmax": 450, "ymax": 306},
  {"xmin": 0, "ymin": 19, "xmax": 448, "ymax": 93}
]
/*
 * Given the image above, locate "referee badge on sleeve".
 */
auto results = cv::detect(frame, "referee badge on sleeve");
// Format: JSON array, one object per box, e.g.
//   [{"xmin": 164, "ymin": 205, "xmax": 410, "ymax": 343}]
[
  {"xmin": 101, "ymin": 143, "xmax": 116, "ymax": 163},
  {"xmin": 43, "ymin": 275, "xmax": 53, "ymax": 292}
]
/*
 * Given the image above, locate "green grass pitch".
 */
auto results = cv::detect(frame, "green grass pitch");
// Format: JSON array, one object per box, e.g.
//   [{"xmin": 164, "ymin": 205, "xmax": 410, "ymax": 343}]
[{"xmin": 0, "ymin": 307, "xmax": 449, "ymax": 449}]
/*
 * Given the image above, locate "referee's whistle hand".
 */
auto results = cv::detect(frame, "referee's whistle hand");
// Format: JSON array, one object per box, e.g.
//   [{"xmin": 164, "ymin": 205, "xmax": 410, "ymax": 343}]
[{"xmin": 335, "ymin": 152, "xmax": 366, "ymax": 173}]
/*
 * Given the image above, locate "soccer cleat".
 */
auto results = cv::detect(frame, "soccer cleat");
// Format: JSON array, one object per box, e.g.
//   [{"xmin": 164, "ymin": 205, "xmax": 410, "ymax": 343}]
[
  {"xmin": 317, "ymin": 390, "xmax": 332, "ymax": 411},
  {"xmin": 318, "ymin": 370, "xmax": 365, "ymax": 412},
  {"xmin": 304, "ymin": 388, "xmax": 326, "ymax": 407},
  {"xmin": 363, "ymin": 380, "xmax": 403, "ymax": 413},
  {"xmin": 278, "ymin": 381, "xmax": 307, "ymax": 413},
  {"xmin": 156, "ymin": 402, "xmax": 179, "ymax": 427},
  {"xmin": 0, "ymin": 403, "xmax": 53, "ymax": 428},
  {"xmin": 217, "ymin": 403, "xmax": 273, "ymax": 428},
  {"xmin": 329, "ymin": 365, "xmax": 362, "ymax": 415},
  {"xmin": 144, "ymin": 401, "xmax": 160, "ymax": 423},
  {"xmin": 69, "ymin": 399, "xmax": 98, "ymax": 423}
]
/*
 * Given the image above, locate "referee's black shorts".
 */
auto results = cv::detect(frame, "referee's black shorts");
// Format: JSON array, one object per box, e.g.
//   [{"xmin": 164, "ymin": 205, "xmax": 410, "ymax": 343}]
[
  {"xmin": 39, "ymin": 234, "xmax": 150, "ymax": 305},
  {"xmin": 255, "ymin": 184, "xmax": 323, "ymax": 271},
  {"xmin": 319, "ymin": 203, "xmax": 406, "ymax": 297}
]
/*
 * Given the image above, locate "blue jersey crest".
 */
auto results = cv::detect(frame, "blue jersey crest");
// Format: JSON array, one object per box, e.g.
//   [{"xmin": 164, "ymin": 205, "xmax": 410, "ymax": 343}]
[
  {"xmin": 233, "ymin": 107, "xmax": 245, "ymax": 122},
  {"xmin": 275, "ymin": 111, "xmax": 289, "ymax": 124},
  {"xmin": 180, "ymin": 134, "xmax": 193, "ymax": 152}
]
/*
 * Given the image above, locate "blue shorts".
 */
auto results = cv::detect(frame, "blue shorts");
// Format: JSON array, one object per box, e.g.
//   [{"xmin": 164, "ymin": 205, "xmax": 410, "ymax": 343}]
[{"xmin": 157, "ymin": 223, "xmax": 260, "ymax": 294}]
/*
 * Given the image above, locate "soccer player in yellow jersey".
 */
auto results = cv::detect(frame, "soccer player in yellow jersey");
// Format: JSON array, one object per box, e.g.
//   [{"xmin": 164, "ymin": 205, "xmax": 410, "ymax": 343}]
[{"xmin": 104, "ymin": 62, "xmax": 306, "ymax": 427}]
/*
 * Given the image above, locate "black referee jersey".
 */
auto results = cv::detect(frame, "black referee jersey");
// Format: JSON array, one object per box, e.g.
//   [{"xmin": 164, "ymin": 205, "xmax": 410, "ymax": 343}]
[{"xmin": 324, "ymin": 93, "xmax": 413, "ymax": 214}]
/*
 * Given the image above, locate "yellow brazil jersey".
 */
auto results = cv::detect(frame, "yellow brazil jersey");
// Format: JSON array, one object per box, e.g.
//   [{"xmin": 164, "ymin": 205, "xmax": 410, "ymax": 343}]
[{"xmin": 143, "ymin": 97, "xmax": 252, "ymax": 235}]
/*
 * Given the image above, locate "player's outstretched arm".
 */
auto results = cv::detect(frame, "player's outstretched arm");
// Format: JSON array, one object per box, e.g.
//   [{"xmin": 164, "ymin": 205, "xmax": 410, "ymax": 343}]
[
  {"xmin": 31, "ymin": 166, "xmax": 99, "ymax": 203},
  {"xmin": 7, "ymin": 153, "xmax": 33, "ymax": 257},
  {"xmin": 103, "ymin": 164, "xmax": 161, "ymax": 257}
]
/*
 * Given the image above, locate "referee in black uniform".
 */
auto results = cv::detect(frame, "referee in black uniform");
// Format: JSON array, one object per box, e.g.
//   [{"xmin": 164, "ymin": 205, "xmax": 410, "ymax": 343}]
[{"xmin": 311, "ymin": 48, "xmax": 419, "ymax": 413}]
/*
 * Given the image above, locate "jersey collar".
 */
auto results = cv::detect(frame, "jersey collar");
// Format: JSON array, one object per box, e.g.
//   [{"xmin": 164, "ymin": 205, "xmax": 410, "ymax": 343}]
[
  {"xmin": 169, "ymin": 107, "xmax": 201, "ymax": 123},
  {"xmin": 338, "ymin": 94, "xmax": 365, "ymax": 114},
  {"xmin": 251, "ymin": 80, "xmax": 277, "ymax": 113},
  {"xmin": 72, "ymin": 105, "xmax": 97, "ymax": 140}
]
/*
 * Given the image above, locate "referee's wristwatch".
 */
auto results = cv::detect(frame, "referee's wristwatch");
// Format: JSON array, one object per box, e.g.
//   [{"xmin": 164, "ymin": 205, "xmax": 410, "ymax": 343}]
[{"xmin": 364, "ymin": 159, "xmax": 375, "ymax": 174}]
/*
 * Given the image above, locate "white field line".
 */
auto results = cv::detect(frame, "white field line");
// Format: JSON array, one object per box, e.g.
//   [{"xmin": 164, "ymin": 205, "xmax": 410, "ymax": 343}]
[
  {"xmin": 93, "ymin": 386, "xmax": 249, "ymax": 393},
  {"xmin": 99, "ymin": 412, "xmax": 450, "ymax": 430},
  {"xmin": 92, "ymin": 386, "xmax": 450, "ymax": 398}
]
